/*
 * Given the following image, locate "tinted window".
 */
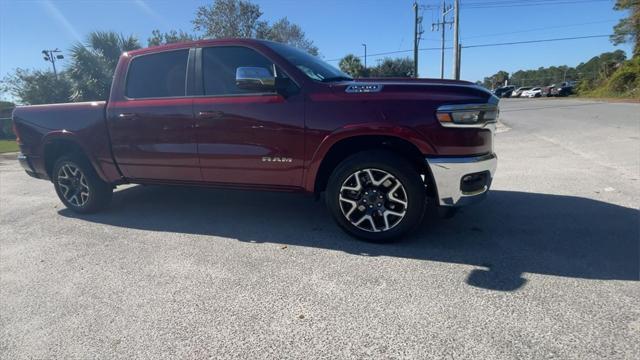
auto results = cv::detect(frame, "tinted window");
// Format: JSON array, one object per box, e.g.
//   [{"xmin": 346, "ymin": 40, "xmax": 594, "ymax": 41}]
[
  {"xmin": 126, "ymin": 50, "xmax": 188, "ymax": 98},
  {"xmin": 203, "ymin": 46, "xmax": 275, "ymax": 96}
]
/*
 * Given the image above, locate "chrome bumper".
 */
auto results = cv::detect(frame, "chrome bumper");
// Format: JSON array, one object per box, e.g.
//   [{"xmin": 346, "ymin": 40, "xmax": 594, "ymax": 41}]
[{"xmin": 426, "ymin": 153, "xmax": 497, "ymax": 207}]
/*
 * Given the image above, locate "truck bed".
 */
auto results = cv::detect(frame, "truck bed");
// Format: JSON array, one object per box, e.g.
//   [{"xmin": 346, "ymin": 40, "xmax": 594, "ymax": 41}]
[{"xmin": 12, "ymin": 101, "xmax": 119, "ymax": 182}]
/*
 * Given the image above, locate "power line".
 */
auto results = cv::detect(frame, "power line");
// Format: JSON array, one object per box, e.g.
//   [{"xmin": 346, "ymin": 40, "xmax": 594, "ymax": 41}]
[
  {"xmin": 460, "ymin": 0, "xmax": 611, "ymax": 9},
  {"xmin": 326, "ymin": 46, "xmax": 443, "ymax": 62},
  {"xmin": 461, "ymin": 19, "xmax": 618, "ymax": 41},
  {"xmin": 462, "ymin": 34, "xmax": 612, "ymax": 48},
  {"xmin": 326, "ymin": 34, "xmax": 612, "ymax": 62}
]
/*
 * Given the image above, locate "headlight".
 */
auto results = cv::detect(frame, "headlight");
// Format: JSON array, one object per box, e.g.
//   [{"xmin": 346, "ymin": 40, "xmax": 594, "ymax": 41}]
[{"xmin": 436, "ymin": 99, "xmax": 499, "ymax": 128}]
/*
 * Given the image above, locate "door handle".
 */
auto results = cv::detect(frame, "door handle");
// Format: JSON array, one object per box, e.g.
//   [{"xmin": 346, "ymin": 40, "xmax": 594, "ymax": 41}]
[
  {"xmin": 118, "ymin": 113, "xmax": 137, "ymax": 119},
  {"xmin": 197, "ymin": 110, "xmax": 224, "ymax": 119}
]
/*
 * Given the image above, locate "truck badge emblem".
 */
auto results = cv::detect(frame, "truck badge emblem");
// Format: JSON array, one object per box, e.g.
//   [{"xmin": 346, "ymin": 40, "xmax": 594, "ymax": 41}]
[{"xmin": 262, "ymin": 156, "xmax": 293, "ymax": 163}]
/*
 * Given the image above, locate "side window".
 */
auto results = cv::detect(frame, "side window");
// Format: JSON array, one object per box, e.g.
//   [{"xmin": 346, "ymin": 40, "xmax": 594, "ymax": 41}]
[
  {"xmin": 202, "ymin": 46, "xmax": 275, "ymax": 96},
  {"xmin": 126, "ymin": 50, "xmax": 189, "ymax": 98}
]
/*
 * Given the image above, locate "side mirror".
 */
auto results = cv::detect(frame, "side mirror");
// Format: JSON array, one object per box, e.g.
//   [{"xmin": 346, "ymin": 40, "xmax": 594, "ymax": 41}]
[{"xmin": 235, "ymin": 67, "xmax": 275, "ymax": 91}]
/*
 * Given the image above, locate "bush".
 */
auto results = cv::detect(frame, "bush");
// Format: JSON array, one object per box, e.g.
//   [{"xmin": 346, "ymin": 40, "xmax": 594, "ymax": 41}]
[
  {"xmin": 608, "ymin": 57, "xmax": 640, "ymax": 95},
  {"xmin": 0, "ymin": 119, "xmax": 15, "ymax": 139},
  {"xmin": 579, "ymin": 56, "xmax": 640, "ymax": 99}
]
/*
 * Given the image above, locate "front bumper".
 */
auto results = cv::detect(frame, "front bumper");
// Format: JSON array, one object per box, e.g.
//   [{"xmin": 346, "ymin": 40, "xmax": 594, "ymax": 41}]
[{"xmin": 426, "ymin": 153, "xmax": 497, "ymax": 207}]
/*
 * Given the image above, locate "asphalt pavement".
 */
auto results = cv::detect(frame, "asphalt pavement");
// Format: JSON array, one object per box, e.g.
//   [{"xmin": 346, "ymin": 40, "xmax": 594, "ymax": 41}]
[{"xmin": 1, "ymin": 98, "xmax": 638, "ymax": 359}]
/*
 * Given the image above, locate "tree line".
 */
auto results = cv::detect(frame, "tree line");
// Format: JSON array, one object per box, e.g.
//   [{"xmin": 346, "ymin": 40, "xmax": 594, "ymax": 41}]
[
  {"xmin": 480, "ymin": 0, "xmax": 638, "ymax": 98},
  {"xmin": 480, "ymin": 50, "xmax": 627, "ymax": 89},
  {"xmin": 338, "ymin": 54, "xmax": 414, "ymax": 78}
]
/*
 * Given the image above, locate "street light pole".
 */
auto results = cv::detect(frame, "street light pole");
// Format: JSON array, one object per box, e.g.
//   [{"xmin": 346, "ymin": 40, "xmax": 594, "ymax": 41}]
[
  {"xmin": 42, "ymin": 48, "xmax": 63, "ymax": 78},
  {"xmin": 361, "ymin": 43, "xmax": 367, "ymax": 69}
]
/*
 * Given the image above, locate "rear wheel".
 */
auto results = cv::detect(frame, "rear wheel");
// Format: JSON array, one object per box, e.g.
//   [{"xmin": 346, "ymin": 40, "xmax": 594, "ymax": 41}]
[
  {"xmin": 326, "ymin": 151, "xmax": 426, "ymax": 242},
  {"xmin": 52, "ymin": 155, "xmax": 112, "ymax": 213}
]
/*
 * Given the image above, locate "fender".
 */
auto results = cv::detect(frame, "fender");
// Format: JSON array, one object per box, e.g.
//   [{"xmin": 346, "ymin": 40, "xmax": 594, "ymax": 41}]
[
  {"xmin": 41, "ymin": 130, "xmax": 121, "ymax": 184},
  {"xmin": 303, "ymin": 123, "xmax": 437, "ymax": 192}
]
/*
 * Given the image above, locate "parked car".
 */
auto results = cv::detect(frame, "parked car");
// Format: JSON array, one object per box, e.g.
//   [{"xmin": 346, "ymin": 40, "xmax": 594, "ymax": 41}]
[
  {"xmin": 522, "ymin": 87, "xmax": 542, "ymax": 98},
  {"xmin": 541, "ymin": 85, "xmax": 556, "ymax": 97},
  {"xmin": 512, "ymin": 87, "xmax": 532, "ymax": 98},
  {"xmin": 549, "ymin": 82, "xmax": 574, "ymax": 97},
  {"xmin": 494, "ymin": 85, "xmax": 515, "ymax": 98},
  {"xmin": 12, "ymin": 38, "xmax": 499, "ymax": 242}
]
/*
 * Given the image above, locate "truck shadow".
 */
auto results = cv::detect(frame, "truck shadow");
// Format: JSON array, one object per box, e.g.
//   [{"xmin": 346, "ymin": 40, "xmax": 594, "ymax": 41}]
[{"xmin": 59, "ymin": 186, "xmax": 639, "ymax": 291}]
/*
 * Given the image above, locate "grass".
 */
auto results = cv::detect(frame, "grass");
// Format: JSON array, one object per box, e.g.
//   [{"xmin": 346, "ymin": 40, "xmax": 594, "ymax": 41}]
[{"xmin": 0, "ymin": 140, "xmax": 19, "ymax": 154}]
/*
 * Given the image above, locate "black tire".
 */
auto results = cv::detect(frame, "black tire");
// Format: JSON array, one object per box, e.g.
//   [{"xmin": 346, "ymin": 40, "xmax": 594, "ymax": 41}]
[
  {"xmin": 326, "ymin": 150, "xmax": 426, "ymax": 242},
  {"xmin": 52, "ymin": 155, "xmax": 112, "ymax": 214}
]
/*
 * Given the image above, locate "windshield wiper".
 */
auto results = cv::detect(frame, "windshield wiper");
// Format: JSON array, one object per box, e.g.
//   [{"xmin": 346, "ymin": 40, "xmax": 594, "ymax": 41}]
[{"xmin": 321, "ymin": 76, "xmax": 353, "ymax": 82}]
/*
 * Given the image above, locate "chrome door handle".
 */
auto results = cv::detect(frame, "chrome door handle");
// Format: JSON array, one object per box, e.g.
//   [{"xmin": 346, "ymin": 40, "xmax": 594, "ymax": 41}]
[
  {"xmin": 197, "ymin": 110, "xmax": 224, "ymax": 119},
  {"xmin": 118, "ymin": 113, "xmax": 137, "ymax": 119}
]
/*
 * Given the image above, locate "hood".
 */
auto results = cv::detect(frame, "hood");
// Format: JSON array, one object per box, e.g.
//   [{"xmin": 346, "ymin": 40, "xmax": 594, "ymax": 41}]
[{"xmin": 326, "ymin": 77, "xmax": 494, "ymax": 104}]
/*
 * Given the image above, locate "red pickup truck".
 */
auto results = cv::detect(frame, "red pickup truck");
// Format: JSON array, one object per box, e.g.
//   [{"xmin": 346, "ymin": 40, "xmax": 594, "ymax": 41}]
[{"xmin": 12, "ymin": 38, "xmax": 498, "ymax": 241}]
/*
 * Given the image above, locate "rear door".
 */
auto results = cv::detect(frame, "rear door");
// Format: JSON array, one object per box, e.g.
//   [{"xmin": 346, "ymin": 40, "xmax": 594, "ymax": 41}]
[
  {"xmin": 192, "ymin": 45, "xmax": 305, "ymax": 188},
  {"xmin": 107, "ymin": 49, "xmax": 201, "ymax": 182}
]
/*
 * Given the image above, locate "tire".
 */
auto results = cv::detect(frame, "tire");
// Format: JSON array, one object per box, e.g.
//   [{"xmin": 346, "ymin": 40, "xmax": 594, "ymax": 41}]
[
  {"xmin": 326, "ymin": 150, "xmax": 426, "ymax": 242},
  {"xmin": 52, "ymin": 155, "xmax": 112, "ymax": 214}
]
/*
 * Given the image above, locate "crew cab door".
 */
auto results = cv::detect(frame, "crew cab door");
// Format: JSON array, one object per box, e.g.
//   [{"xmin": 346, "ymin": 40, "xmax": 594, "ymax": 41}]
[
  {"xmin": 192, "ymin": 46, "xmax": 305, "ymax": 188},
  {"xmin": 107, "ymin": 49, "xmax": 201, "ymax": 182}
]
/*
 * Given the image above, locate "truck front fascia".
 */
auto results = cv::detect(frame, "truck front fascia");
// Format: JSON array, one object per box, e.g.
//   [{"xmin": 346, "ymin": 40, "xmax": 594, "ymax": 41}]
[{"xmin": 426, "ymin": 153, "xmax": 497, "ymax": 207}]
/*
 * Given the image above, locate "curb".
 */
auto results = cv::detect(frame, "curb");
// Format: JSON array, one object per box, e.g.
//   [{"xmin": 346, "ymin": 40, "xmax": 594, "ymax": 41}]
[
  {"xmin": 496, "ymin": 120, "xmax": 511, "ymax": 134},
  {"xmin": 0, "ymin": 152, "xmax": 19, "ymax": 160}
]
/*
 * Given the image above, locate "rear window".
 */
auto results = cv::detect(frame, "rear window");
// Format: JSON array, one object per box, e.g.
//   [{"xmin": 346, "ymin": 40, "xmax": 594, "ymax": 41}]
[{"xmin": 125, "ymin": 50, "xmax": 189, "ymax": 98}]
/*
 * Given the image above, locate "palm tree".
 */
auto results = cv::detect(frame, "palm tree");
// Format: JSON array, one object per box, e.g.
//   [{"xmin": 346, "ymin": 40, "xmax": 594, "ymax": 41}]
[
  {"xmin": 339, "ymin": 54, "xmax": 366, "ymax": 78},
  {"xmin": 68, "ymin": 31, "xmax": 141, "ymax": 101}
]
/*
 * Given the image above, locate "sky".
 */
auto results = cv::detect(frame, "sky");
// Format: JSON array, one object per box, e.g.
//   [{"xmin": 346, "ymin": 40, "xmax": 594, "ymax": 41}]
[{"xmin": 0, "ymin": 0, "xmax": 633, "ymax": 93}]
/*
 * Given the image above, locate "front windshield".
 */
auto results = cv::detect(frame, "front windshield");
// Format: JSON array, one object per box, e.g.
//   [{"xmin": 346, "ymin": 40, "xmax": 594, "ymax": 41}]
[{"xmin": 264, "ymin": 41, "xmax": 352, "ymax": 82}]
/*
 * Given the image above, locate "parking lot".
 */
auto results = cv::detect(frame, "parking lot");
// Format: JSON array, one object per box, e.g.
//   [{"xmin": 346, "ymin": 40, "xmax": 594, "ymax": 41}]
[{"xmin": 1, "ymin": 98, "xmax": 638, "ymax": 359}]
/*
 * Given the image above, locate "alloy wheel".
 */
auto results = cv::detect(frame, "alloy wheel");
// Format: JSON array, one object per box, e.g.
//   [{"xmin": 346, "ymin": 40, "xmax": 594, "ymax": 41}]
[
  {"xmin": 57, "ymin": 163, "xmax": 90, "ymax": 207},
  {"xmin": 338, "ymin": 168, "xmax": 408, "ymax": 232}
]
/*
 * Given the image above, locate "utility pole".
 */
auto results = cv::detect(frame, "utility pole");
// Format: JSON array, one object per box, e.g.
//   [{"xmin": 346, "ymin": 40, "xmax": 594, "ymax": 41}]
[
  {"xmin": 432, "ymin": 1, "xmax": 453, "ymax": 79},
  {"xmin": 413, "ymin": 2, "xmax": 421, "ymax": 78},
  {"xmin": 362, "ymin": 43, "xmax": 367, "ymax": 69},
  {"xmin": 42, "ymin": 48, "xmax": 63, "ymax": 78},
  {"xmin": 452, "ymin": 0, "xmax": 460, "ymax": 80},
  {"xmin": 456, "ymin": 43, "xmax": 462, "ymax": 79}
]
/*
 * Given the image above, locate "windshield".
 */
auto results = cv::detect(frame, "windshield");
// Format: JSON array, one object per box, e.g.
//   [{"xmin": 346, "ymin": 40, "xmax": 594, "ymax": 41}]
[{"xmin": 264, "ymin": 41, "xmax": 352, "ymax": 82}]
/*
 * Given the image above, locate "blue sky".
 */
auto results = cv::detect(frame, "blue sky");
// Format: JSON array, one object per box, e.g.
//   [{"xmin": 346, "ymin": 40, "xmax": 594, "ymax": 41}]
[{"xmin": 0, "ymin": 0, "xmax": 632, "ymax": 90}]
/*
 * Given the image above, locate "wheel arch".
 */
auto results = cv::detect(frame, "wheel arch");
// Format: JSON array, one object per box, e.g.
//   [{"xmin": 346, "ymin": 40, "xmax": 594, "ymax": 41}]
[
  {"xmin": 43, "ymin": 133, "xmax": 107, "ymax": 182},
  {"xmin": 308, "ymin": 133, "xmax": 434, "ymax": 195}
]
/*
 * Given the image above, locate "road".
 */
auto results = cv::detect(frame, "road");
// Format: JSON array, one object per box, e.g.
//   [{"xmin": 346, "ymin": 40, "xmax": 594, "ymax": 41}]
[{"xmin": 1, "ymin": 98, "xmax": 638, "ymax": 359}]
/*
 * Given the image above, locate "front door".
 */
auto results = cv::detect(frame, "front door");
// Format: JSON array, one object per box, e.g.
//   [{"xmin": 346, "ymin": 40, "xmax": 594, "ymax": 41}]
[
  {"xmin": 107, "ymin": 49, "xmax": 201, "ymax": 182},
  {"xmin": 193, "ymin": 46, "xmax": 305, "ymax": 188}
]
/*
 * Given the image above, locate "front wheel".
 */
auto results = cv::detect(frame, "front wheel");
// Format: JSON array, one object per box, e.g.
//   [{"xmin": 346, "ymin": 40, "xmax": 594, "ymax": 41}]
[
  {"xmin": 326, "ymin": 151, "xmax": 426, "ymax": 242},
  {"xmin": 52, "ymin": 155, "xmax": 113, "ymax": 214}
]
